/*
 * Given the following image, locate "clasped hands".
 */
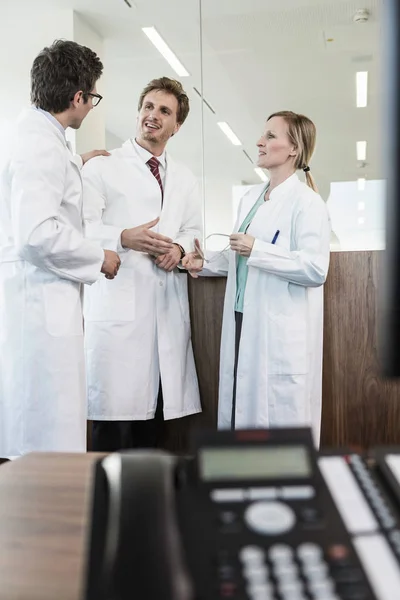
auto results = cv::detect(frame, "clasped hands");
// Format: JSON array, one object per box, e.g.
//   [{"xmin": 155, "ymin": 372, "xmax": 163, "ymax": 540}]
[
  {"xmin": 182, "ymin": 234, "xmax": 255, "ymax": 278},
  {"xmin": 101, "ymin": 216, "xmax": 183, "ymax": 279},
  {"xmin": 82, "ymin": 151, "xmax": 185, "ymax": 275},
  {"xmin": 120, "ymin": 217, "xmax": 182, "ymax": 272}
]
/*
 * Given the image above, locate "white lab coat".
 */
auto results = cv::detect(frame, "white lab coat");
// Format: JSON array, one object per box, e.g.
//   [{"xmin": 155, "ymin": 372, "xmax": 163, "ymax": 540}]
[
  {"xmin": 0, "ymin": 108, "xmax": 104, "ymax": 458},
  {"xmin": 82, "ymin": 139, "xmax": 202, "ymax": 421},
  {"xmin": 202, "ymin": 174, "xmax": 331, "ymax": 444}
]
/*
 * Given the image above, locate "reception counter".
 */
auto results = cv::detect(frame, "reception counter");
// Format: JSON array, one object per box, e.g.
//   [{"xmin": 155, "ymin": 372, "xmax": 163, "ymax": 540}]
[
  {"xmin": 163, "ymin": 250, "xmax": 400, "ymax": 451},
  {"xmin": 88, "ymin": 250, "xmax": 400, "ymax": 453}
]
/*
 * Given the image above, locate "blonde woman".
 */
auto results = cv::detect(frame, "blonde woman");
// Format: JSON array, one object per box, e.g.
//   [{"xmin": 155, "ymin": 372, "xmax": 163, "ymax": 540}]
[{"xmin": 183, "ymin": 111, "xmax": 331, "ymax": 445}]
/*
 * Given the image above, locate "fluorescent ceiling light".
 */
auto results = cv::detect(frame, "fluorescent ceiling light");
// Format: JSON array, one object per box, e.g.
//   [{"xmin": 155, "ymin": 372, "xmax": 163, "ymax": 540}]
[
  {"xmin": 217, "ymin": 122, "xmax": 242, "ymax": 146},
  {"xmin": 142, "ymin": 27, "xmax": 189, "ymax": 77},
  {"xmin": 254, "ymin": 167, "xmax": 268, "ymax": 182},
  {"xmin": 357, "ymin": 141, "xmax": 367, "ymax": 161},
  {"xmin": 358, "ymin": 216, "xmax": 365, "ymax": 225},
  {"xmin": 357, "ymin": 177, "xmax": 366, "ymax": 191},
  {"xmin": 356, "ymin": 71, "xmax": 368, "ymax": 108},
  {"xmin": 358, "ymin": 201, "xmax": 365, "ymax": 211}
]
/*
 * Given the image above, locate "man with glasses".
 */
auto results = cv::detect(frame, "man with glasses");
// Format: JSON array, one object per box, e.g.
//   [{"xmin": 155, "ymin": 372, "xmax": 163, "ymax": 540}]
[
  {"xmin": 82, "ymin": 77, "xmax": 202, "ymax": 451},
  {"xmin": 86, "ymin": 92, "xmax": 103, "ymax": 107},
  {"xmin": 0, "ymin": 40, "xmax": 120, "ymax": 459}
]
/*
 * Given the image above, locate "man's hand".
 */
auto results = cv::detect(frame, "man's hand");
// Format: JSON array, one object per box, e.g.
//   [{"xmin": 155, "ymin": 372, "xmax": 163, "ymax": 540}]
[
  {"xmin": 230, "ymin": 233, "xmax": 255, "ymax": 257},
  {"xmin": 181, "ymin": 239, "xmax": 204, "ymax": 278},
  {"xmin": 154, "ymin": 244, "xmax": 182, "ymax": 272},
  {"xmin": 101, "ymin": 249, "xmax": 121, "ymax": 280},
  {"xmin": 121, "ymin": 218, "xmax": 174, "ymax": 255},
  {"xmin": 81, "ymin": 149, "xmax": 111, "ymax": 165}
]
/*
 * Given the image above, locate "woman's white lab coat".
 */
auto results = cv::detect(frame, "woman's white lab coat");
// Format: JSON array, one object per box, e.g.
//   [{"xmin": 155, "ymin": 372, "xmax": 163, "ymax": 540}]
[
  {"xmin": 0, "ymin": 109, "xmax": 104, "ymax": 458},
  {"xmin": 82, "ymin": 140, "xmax": 202, "ymax": 421},
  {"xmin": 202, "ymin": 173, "xmax": 331, "ymax": 444}
]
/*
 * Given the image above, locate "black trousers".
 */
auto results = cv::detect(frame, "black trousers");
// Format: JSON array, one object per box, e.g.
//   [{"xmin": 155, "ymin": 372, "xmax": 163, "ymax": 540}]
[
  {"xmin": 231, "ymin": 311, "xmax": 244, "ymax": 429},
  {"xmin": 92, "ymin": 384, "xmax": 164, "ymax": 452}
]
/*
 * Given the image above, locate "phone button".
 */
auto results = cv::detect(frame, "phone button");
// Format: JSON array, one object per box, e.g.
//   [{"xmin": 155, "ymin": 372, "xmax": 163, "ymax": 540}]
[
  {"xmin": 239, "ymin": 545, "xmax": 266, "ymax": 564},
  {"xmin": 249, "ymin": 487, "xmax": 278, "ymax": 500},
  {"xmin": 281, "ymin": 486, "xmax": 315, "ymax": 500},
  {"xmin": 211, "ymin": 489, "xmax": 245, "ymax": 503},
  {"xmin": 245, "ymin": 501, "xmax": 296, "ymax": 535}
]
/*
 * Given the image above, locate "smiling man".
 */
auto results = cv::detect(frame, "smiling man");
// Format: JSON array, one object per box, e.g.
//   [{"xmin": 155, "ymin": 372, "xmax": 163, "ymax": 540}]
[{"xmin": 81, "ymin": 77, "xmax": 202, "ymax": 451}]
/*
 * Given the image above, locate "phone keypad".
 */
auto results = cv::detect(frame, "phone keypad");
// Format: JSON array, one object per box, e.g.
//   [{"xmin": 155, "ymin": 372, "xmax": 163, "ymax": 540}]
[{"xmin": 214, "ymin": 541, "xmax": 370, "ymax": 600}]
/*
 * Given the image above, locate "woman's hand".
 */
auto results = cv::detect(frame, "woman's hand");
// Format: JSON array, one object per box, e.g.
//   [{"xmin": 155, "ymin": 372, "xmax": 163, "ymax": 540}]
[
  {"xmin": 181, "ymin": 253, "xmax": 204, "ymax": 278},
  {"xmin": 181, "ymin": 239, "xmax": 204, "ymax": 278},
  {"xmin": 230, "ymin": 233, "xmax": 255, "ymax": 257}
]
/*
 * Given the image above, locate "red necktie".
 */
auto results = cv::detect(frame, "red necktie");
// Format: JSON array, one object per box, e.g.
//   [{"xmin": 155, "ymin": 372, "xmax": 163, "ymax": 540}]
[{"xmin": 147, "ymin": 157, "xmax": 164, "ymax": 203}]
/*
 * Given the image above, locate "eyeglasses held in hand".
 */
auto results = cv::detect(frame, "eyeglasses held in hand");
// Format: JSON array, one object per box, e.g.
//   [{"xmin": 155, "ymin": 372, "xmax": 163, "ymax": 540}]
[{"xmin": 195, "ymin": 234, "xmax": 231, "ymax": 263}]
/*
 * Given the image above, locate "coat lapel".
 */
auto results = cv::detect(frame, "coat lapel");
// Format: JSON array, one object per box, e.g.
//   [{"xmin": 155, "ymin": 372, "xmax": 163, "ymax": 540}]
[
  {"xmin": 66, "ymin": 143, "xmax": 83, "ymax": 176},
  {"xmin": 245, "ymin": 174, "xmax": 299, "ymax": 243},
  {"xmin": 162, "ymin": 154, "xmax": 177, "ymax": 211}
]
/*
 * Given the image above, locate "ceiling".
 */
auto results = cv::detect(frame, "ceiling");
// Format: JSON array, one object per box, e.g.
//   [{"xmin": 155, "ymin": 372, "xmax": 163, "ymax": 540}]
[{"xmin": 6, "ymin": 0, "xmax": 385, "ymax": 234}]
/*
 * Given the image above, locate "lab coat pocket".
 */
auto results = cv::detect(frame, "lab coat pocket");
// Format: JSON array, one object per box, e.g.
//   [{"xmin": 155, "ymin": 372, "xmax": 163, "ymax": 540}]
[
  {"xmin": 84, "ymin": 267, "xmax": 135, "ymax": 322},
  {"xmin": 43, "ymin": 279, "xmax": 82, "ymax": 337},
  {"xmin": 267, "ymin": 314, "xmax": 307, "ymax": 375}
]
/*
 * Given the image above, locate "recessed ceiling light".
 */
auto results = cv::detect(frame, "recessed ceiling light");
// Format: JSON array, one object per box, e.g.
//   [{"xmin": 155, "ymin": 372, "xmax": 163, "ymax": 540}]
[
  {"xmin": 217, "ymin": 122, "xmax": 242, "ymax": 146},
  {"xmin": 358, "ymin": 216, "xmax": 365, "ymax": 225},
  {"xmin": 254, "ymin": 167, "xmax": 268, "ymax": 182},
  {"xmin": 142, "ymin": 27, "xmax": 189, "ymax": 77},
  {"xmin": 356, "ymin": 71, "xmax": 368, "ymax": 107},
  {"xmin": 358, "ymin": 177, "xmax": 366, "ymax": 191},
  {"xmin": 358, "ymin": 201, "xmax": 365, "ymax": 211},
  {"xmin": 357, "ymin": 141, "xmax": 367, "ymax": 161}
]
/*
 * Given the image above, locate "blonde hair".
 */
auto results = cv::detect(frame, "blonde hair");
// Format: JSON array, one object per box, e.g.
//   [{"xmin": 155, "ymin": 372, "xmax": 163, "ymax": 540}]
[{"xmin": 267, "ymin": 110, "xmax": 318, "ymax": 192}]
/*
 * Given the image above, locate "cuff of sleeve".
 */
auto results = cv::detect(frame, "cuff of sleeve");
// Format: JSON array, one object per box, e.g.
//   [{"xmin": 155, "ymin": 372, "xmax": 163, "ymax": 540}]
[
  {"xmin": 86, "ymin": 247, "xmax": 105, "ymax": 285},
  {"xmin": 174, "ymin": 243, "xmax": 186, "ymax": 259},
  {"xmin": 117, "ymin": 231, "xmax": 126, "ymax": 253}
]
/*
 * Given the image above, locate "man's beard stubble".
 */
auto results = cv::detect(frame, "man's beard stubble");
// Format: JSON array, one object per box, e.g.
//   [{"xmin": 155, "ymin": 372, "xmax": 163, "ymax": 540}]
[{"xmin": 141, "ymin": 127, "xmax": 171, "ymax": 145}]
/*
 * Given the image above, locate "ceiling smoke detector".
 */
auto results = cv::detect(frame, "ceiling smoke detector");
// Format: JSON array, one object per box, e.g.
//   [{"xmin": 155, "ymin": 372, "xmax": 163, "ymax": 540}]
[{"xmin": 353, "ymin": 8, "xmax": 370, "ymax": 23}]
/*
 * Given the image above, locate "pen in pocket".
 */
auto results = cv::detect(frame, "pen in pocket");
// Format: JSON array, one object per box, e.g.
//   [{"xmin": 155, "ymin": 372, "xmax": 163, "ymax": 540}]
[{"xmin": 271, "ymin": 230, "xmax": 280, "ymax": 244}]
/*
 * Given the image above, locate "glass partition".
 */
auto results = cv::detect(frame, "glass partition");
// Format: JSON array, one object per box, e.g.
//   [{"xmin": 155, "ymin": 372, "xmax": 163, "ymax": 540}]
[
  {"xmin": 0, "ymin": 0, "xmax": 204, "ymax": 191},
  {"xmin": 0, "ymin": 0, "xmax": 385, "ymax": 252},
  {"xmin": 199, "ymin": 0, "xmax": 384, "ymax": 251}
]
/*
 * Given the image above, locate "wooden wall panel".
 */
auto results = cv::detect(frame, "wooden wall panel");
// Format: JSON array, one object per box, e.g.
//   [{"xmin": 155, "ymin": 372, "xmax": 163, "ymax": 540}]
[
  {"xmin": 321, "ymin": 251, "xmax": 400, "ymax": 448},
  {"xmin": 160, "ymin": 276, "xmax": 227, "ymax": 453}
]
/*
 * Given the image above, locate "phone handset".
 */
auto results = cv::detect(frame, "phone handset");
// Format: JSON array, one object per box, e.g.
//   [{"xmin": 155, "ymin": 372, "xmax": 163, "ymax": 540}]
[{"xmin": 101, "ymin": 451, "xmax": 193, "ymax": 600}]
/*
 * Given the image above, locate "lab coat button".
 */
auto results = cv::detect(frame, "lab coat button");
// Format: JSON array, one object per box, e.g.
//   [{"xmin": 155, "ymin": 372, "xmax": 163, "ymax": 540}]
[{"xmin": 159, "ymin": 281, "xmax": 163, "ymax": 287}]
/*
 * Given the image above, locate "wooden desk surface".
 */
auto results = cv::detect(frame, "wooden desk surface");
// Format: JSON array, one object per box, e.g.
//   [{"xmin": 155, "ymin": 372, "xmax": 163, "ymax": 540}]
[{"xmin": 0, "ymin": 452, "xmax": 105, "ymax": 600}]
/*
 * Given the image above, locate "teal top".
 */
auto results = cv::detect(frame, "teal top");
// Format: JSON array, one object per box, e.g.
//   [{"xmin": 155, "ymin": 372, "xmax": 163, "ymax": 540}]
[{"xmin": 235, "ymin": 185, "xmax": 269, "ymax": 312}]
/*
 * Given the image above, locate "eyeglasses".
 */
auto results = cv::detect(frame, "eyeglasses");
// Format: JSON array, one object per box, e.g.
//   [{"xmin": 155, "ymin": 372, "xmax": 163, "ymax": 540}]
[
  {"xmin": 86, "ymin": 92, "xmax": 103, "ymax": 107},
  {"xmin": 195, "ymin": 234, "xmax": 231, "ymax": 263}
]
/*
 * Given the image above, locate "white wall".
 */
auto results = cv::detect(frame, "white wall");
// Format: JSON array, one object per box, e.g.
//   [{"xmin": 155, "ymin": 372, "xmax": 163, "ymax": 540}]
[
  {"xmin": 106, "ymin": 129, "xmax": 124, "ymax": 150},
  {"xmin": 73, "ymin": 12, "xmax": 106, "ymax": 154},
  {"xmin": 0, "ymin": 8, "xmax": 107, "ymax": 156},
  {"xmin": 204, "ymin": 178, "xmax": 238, "ymax": 245},
  {"xmin": 0, "ymin": 7, "xmax": 73, "ymax": 130}
]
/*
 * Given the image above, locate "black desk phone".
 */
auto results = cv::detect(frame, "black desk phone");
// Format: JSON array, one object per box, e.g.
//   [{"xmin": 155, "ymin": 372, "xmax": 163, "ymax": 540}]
[{"xmin": 84, "ymin": 428, "xmax": 400, "ymax": 600}]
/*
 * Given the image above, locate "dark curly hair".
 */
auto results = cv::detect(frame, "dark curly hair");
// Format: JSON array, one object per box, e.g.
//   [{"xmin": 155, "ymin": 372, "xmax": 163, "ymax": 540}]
[
  {"xmin": 30, "ymin": 39, "xmax": 103, "ymax": 114},
  {"xmin": 138, "ymin": 77, "xmax": 190, "ymax": 125}
]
